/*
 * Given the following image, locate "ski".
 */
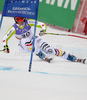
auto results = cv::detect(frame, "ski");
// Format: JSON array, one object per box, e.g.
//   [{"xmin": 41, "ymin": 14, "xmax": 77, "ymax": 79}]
[
  {"xmin": 43, "ymin": 57, "xmax": 53, "ymax": 63},
  {"xmin": 76, "ymin": 58, "xmax": 86, "ymax": 64},
  {"xmin": 46, "ymin": 58, "xmax": 53, "ymax": 63}
]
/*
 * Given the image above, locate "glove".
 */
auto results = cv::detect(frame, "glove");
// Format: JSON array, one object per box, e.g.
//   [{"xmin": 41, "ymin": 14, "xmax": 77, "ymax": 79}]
[
  {"xmin": 39, "ymin": 29, "xmax": 46, "ymax": 36},
  {"xmin": 3, "ymin": 45, "xmax": 10, "ymax": 53}
]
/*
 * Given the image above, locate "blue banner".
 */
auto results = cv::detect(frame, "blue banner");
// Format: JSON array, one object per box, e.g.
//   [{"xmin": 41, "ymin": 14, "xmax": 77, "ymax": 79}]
[
  {"xmin": 2, "ymin": 0, "xmax": 39, "ymax": 19},
  {"xmin": 0, "ymin": 0, "xmax": 39, "ymax": 28}
]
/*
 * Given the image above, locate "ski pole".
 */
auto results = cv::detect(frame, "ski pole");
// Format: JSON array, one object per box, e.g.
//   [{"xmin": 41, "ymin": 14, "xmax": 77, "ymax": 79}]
[
  {"xmin": 39, "ymin": 32, "xmax": 87, "ymax": 40},
  {"xmin": 39, "ymin": 32, "xmax": 68, "ymax": 36}
]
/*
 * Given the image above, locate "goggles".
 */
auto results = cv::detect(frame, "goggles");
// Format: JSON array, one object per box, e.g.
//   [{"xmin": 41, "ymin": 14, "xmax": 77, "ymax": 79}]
[{"xmin": 15, "ymin": 17, "xmax": 25, "ymax": 22}]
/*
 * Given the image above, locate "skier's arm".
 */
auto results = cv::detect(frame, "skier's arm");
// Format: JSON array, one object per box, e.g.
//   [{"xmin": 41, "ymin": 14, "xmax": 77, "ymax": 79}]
[
  {"xmin": 3, "ymin": 26, "xmax": 16, "ymax": 53},
  {"xmin": 27, "ymin": 19, "xmax": 47, "ymax": 32}
]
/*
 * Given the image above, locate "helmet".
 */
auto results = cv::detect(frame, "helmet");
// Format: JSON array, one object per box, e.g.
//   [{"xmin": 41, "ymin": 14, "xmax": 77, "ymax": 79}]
[{"xmin": 14, "ymin": 17, "xmax": 25, "ymax": 23}]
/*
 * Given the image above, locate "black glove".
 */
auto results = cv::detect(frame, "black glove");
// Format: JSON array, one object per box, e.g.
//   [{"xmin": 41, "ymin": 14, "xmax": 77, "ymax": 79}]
[
  {"xmin": 3, "ymin": 45, "xmax": 10, "ymax": 53},
  {"xmin": 39, "ymin": 29, "xmax": 46, "ymax": 36}
]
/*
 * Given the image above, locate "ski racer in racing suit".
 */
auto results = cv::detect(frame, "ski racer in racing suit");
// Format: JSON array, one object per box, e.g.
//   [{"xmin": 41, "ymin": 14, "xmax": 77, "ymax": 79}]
[{"xmin": 2, "ymin": 17, "xmax": 86, "ymax": 63}]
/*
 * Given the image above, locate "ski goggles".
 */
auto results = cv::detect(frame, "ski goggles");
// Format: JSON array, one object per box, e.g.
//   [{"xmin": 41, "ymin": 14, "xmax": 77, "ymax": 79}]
[{"xmin": 15, "ymin": 17, "xmax": 25, "ymax": 22}]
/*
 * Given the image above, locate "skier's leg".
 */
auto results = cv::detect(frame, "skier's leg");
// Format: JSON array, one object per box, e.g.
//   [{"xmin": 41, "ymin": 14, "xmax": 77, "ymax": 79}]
[{"xmin": 35, "ymin": 37, "xmax": 78, "ymax": 62}]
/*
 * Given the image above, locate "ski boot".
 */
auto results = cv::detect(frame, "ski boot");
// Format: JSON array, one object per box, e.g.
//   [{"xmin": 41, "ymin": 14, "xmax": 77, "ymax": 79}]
[
  {"xmin": 67, "ymin": 54, "xmax": 86, "ymax": 64},
  {"xmin": 36, "ymin": 51, "xmax": 52, "ymax": 63}
]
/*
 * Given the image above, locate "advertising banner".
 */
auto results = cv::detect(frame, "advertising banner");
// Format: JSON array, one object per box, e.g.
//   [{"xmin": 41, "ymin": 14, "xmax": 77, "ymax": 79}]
[
  {"xmin": 0, "ymin": 0, "xmax": 81, "ymax": 29},
  {"xmin": 0, "ymin": 0, "xmax": 5, "ymax": 12},
  {"xmin": 38, "ymin": 0, "xmax": 81, "ymax": 29}
]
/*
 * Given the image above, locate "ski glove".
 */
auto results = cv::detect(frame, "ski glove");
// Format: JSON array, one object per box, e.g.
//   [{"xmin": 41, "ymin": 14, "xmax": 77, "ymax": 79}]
[
  {"xmin": 3, "ymin": 45, "xmax": 10, "ymax": 53},
  {"xmin": 39, "ymin": 29, "xmax": 46, "ymax": 36}
]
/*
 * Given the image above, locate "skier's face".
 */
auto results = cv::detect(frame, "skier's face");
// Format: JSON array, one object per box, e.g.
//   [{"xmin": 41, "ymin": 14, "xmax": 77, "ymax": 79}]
[
  {"xmin": 15, "ymin": 17, "xmax": 25, "ymax": 26},
  {"xmin": 18, "ymin": 21, "xmax": 24, "ymax": 26}
]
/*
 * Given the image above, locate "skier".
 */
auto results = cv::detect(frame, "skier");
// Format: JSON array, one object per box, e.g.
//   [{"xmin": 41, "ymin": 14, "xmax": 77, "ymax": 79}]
[{"xmin": 3, "ymin": 17, "xmax": 86, "ymax": 63}]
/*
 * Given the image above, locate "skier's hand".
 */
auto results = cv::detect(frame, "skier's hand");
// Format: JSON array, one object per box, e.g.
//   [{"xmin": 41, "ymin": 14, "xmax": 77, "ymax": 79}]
[
  {"xmin": 39, "ymin": 29, "xmax": 46, "ymax": 36},
  {"xmin": 3, "ymin": 45, "xmax": 10, "ymax": 53}
]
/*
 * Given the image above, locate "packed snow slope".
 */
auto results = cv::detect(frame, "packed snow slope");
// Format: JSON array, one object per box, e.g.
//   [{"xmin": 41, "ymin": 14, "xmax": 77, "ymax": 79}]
[{"xmin": 0, "ymin": 16, "xmax": 87, "ymax": 100}]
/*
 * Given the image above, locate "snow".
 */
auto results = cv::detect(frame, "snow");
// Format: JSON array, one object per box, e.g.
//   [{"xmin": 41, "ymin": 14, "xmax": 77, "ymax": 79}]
[{"xmin": 0, "ymin": 16, "xmax": 87, "ymax": 100}]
